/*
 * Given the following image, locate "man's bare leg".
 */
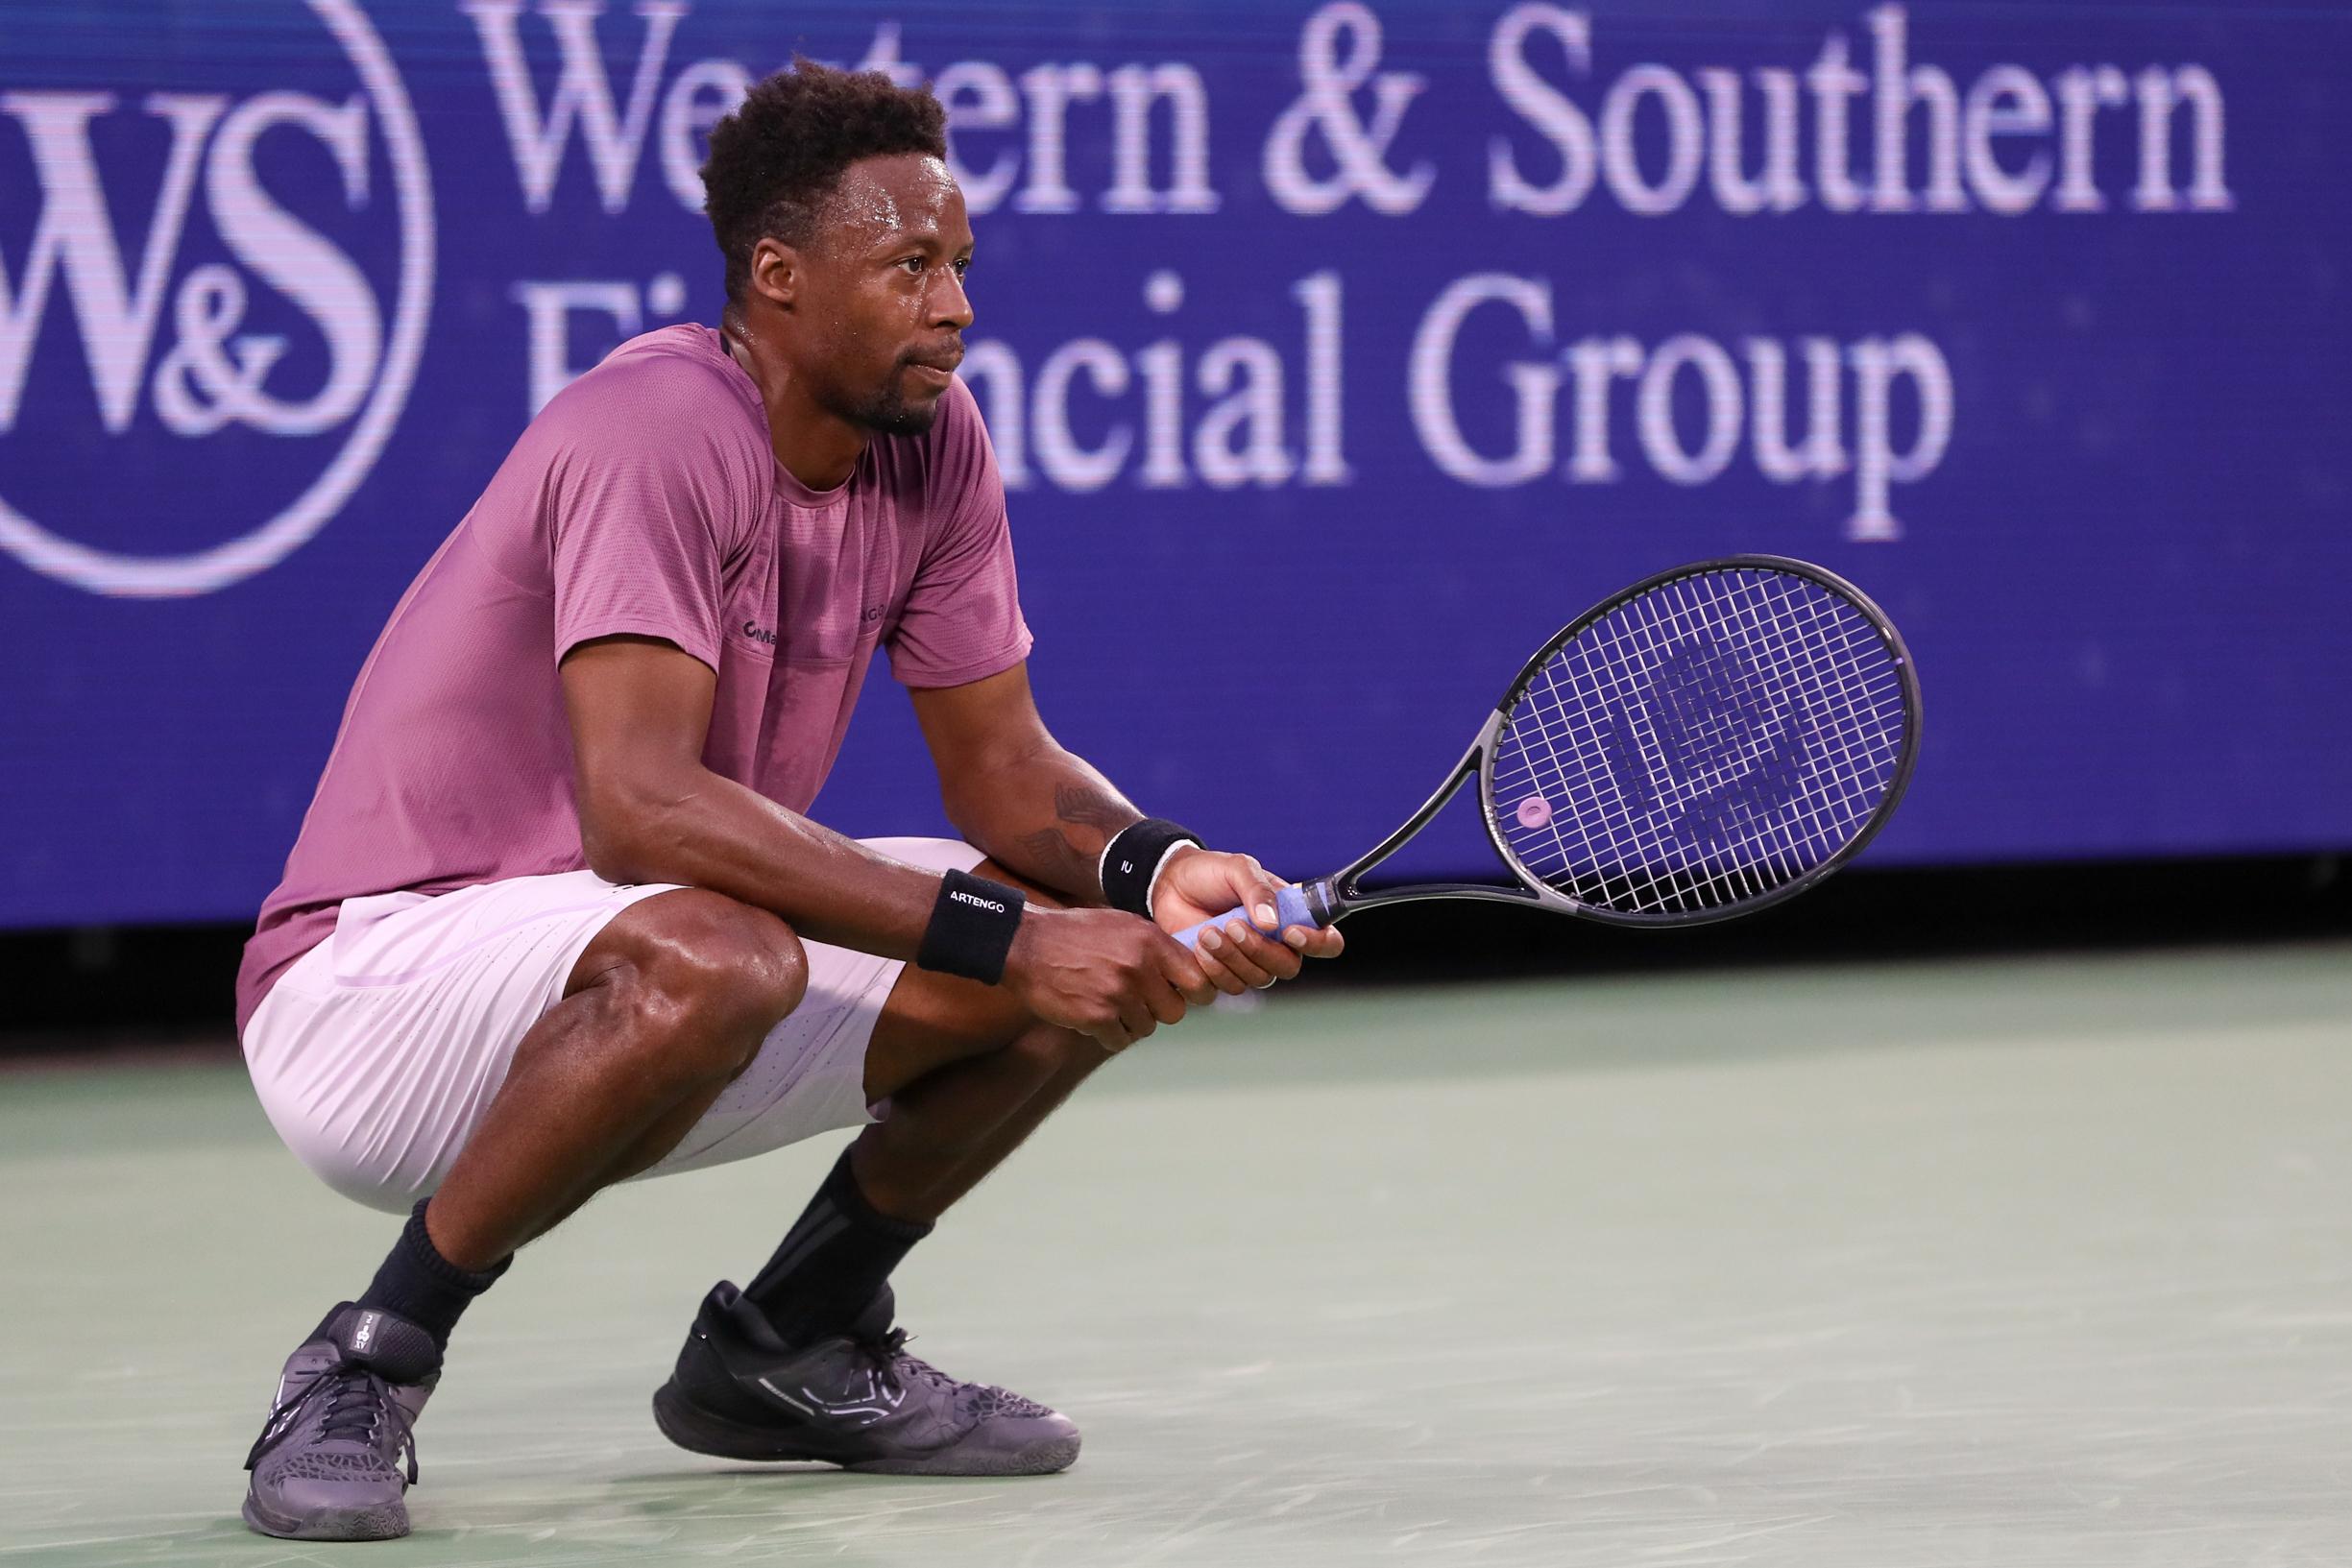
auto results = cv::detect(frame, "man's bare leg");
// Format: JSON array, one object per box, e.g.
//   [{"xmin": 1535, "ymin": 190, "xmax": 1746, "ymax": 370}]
[
  {"xmin": 728, "ymin": 861, "xmax": 1108, "ymax": 1338},
  {"xmin": 870, "ymin": 1028, "xmax": 1110, "ymax": 1218},
  {"xmin": 657, "ymin": 866, "xmax": 1105, "ymax": 1476},
  {"xmin": 243, "ymin": 884, "xmax": 828, "ymax": 1541},
  {"xmin": 851, "ymin": 988, "xmax": 1109, "ymax": 1223},
  {"xmin": 403, "ymin": 856, "xmax": 1119, "ymax": 1339},
  {"xmin": 838, "ymin": 857, "xmax": 1120, "ymax": 1223},
  {"xmin": 422, "ymin": 889, "xmax": 811, "ymax": 1270}
]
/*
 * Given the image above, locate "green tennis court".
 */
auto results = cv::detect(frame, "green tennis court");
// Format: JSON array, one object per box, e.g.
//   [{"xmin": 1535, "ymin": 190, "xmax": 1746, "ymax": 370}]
[{"xmin": 7, "ymin": 943, "xmax": 2349, "ymax": 1566}]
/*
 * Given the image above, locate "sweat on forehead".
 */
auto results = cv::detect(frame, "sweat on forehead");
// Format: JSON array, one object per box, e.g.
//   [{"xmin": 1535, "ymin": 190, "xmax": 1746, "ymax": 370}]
[{"xmin": 812, "ymin": 156, "xmax": 960, "ymax": 248}]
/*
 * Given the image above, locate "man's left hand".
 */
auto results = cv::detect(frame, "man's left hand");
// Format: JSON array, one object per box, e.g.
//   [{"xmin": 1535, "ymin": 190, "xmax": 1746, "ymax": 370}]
[{"xmin": 1150, "ymin": 847, "xmax": 1345, "ymax": 994}]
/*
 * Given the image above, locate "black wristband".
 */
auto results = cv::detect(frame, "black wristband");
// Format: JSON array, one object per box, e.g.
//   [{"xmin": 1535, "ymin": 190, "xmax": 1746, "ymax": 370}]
[
  {"xmin": 915, "ymin": 869, "xmax": 1028, "ymax": 985},
  {"xmin": 1100, "ymin": 817, "xmax": 1200, "ymax": 918}
]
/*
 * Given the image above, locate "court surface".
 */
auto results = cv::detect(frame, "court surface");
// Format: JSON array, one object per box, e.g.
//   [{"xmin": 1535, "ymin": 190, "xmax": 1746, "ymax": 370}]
[{"xmin": 5, "ymin": 942, "xmax": 2350, "ymax": 1567}]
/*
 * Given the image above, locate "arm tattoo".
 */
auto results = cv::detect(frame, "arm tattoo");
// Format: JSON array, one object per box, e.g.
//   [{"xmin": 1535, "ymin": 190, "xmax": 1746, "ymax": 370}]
[{"xmin": 1016, "ymin": 782, "xmax": 1138, "ymax": 897}]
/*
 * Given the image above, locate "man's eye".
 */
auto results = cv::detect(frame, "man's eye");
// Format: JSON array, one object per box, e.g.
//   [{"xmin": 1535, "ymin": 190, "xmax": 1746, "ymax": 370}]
[
  {"xmin": 953, "ymin": 257, "xmax": 970, "ymax": 277},
  {"xmin": 899, "ymin": 256, "xmax": 925, "ymax": 275}
]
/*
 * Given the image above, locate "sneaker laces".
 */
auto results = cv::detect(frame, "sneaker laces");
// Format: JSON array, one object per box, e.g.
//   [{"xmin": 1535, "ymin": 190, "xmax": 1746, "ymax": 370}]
[
  {"xmin": 851, "ymin": 1326, "xmax": 953, "ymax": 1397},
  {"xmin": 244, "ymin": 1359, "xmax": 420, "ymax": 1484}
]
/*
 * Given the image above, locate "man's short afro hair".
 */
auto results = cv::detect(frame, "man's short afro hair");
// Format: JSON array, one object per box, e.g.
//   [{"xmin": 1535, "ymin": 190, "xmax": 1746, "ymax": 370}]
[{"xmin": 701, "ymin": 59, "xmax": 949, "ymax": 303}]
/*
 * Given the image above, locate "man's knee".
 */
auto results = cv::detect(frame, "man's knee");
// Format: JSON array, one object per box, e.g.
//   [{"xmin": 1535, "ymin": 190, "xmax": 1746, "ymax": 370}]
[
  {"xmin": 590, "ymin": 890, "xmax": 808, "ymax": 1079},
  {"xmin": 1006, "ymin": 1023, "xmax": 1111, "ymax": 1084},
  {"xmin": 861, "ymin": 860, "xmax": 1112, "ymax": 1100}
]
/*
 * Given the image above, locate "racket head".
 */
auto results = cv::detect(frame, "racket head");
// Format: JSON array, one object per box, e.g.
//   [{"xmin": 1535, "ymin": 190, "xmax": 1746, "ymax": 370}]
[{"xmin": 1479, "ymin": 555, "xmax": 1920, "ymax": 927}]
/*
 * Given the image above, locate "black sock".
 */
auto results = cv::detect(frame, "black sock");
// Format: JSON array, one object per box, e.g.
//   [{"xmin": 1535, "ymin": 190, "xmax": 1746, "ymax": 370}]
[
  {"xmin": 742, "ymin": 1146, "xmax": 933, "ymax": 1347},
  {"xmin": 358, "ymin": 1197, "xmax": 510, "ymax": 1352}
]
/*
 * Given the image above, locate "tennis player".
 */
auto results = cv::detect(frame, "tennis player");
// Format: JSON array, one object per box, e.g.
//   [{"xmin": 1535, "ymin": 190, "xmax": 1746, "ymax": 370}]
[{"xmin": 232, "ymin": 60, "xmax": 1341, "ymax": 1541}]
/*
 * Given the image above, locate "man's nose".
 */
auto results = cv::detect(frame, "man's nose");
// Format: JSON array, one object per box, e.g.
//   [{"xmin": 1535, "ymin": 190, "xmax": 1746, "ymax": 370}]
[{"xmin": 934, "ymin": 268, "xmax": 974, "ymax": 331}]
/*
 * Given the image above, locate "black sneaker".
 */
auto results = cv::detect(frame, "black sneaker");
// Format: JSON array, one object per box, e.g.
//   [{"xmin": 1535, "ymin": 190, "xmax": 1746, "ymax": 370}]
[
  {"xmin": 242, "ymin": 1303, "xmax": 439, "ymax": 1540},
  {"xmin": 652, "ymin": 1282, "xmax": 1080, "ymax": 1476}
]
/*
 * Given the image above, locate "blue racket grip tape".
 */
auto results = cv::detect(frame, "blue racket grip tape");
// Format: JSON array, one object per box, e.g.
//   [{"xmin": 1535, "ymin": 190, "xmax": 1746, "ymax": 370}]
[{"xmin": 1172, "ymin": 884, "xmax": 1320, "ymax": 951}]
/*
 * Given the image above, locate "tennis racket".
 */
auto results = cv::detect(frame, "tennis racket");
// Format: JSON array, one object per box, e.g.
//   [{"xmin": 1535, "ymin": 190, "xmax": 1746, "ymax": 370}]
[{"xmin": 1174, "ymin": 555, "xmax": 1919, "ymax": 945}]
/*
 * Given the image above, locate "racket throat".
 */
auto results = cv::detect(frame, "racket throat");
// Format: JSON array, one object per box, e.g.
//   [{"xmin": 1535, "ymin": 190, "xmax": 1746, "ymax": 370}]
[
  {"xmin": 1295, "ymin": 877, "xmax": 1345, "ymax": 928},
  {"xmin": 1317, "ymin": 722, "xmax": 1518, "ymax": 923}
]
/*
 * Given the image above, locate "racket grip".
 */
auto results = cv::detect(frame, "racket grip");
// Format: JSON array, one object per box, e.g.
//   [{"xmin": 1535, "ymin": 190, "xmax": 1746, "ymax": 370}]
[{"xmin": 1171, "ymin": 883, "xmax": 1321, "ymax": 951}]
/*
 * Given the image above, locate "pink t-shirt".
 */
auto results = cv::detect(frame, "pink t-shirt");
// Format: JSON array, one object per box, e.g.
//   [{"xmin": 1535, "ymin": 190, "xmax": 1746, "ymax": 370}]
[{"xmin": 235, "ymin": 325, "xmax": 1031, "ymax": 1032}]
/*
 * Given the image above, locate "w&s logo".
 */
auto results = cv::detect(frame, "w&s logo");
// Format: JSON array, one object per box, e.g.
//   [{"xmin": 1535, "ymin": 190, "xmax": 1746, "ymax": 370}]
[{"xmin": 0, "ymin": 0, "xmax": 431, "ymax": 596}]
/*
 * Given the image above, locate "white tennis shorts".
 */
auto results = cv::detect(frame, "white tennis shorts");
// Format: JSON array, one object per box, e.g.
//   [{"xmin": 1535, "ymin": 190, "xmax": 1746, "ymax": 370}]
[{"xmin": 241, "ymin": 837, "xmax": 984, "ymax": 1215}]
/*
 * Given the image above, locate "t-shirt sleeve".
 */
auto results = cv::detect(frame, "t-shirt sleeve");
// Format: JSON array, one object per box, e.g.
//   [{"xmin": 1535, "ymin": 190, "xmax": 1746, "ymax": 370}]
[
  {"xmin": 886, "ymin": 379, "xmax": 1034, "ymax": 688},
  {"xmin": 545, "ymin": 368, "xmax": 758, "ymax": 672}
]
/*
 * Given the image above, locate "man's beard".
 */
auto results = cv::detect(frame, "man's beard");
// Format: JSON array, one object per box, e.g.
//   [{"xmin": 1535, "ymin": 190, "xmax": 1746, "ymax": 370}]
[{"xmin": 822, "ymin": 359, "xmax": 944, "ymax": 437}]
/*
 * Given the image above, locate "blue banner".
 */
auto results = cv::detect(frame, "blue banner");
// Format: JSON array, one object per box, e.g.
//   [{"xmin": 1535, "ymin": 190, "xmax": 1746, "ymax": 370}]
[{"xmin": 3, "ymin": 0, "xmax": 2346, "ymax": 927}]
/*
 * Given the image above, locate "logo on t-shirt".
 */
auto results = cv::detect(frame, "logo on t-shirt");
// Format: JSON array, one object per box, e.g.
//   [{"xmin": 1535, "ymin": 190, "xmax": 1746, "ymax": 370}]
[{"xmin": 740, "ymin": 609, "xmax": 883, "ymax": 647}]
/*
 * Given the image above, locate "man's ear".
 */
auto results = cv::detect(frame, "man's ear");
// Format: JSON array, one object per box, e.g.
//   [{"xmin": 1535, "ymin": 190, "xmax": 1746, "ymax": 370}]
[{"xmin": 746, "ymin": 238, "xmax": 802, "ymax": 311}]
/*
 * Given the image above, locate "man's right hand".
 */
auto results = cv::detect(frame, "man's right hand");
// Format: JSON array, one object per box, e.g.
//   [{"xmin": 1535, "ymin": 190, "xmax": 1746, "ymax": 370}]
[{"xmin": 1001, "ymin": 905, "xmax": 1217, "ymax": 1051}]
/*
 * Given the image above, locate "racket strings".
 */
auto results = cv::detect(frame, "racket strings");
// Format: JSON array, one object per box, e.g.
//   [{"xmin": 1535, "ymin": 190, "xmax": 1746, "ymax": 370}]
[
  {"xmin": 1652, "ymin": 575, "xmax": 1896, "ymax": 894},
  {"xmin": 1488, "ymin": 567, "xmax": 1910, "ymax": 916},
  {"xmin": 1553, "ymin": 577, "xmax": 1897, "ymax": 910},
  {"xmin": 1561, "ymin": 582, "xmax": 1891, "ymax": 911}
]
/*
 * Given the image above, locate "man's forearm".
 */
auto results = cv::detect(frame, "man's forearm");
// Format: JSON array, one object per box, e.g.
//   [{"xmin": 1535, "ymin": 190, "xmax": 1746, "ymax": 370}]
[
  {"xmin": 944, "ymin": 743, "xmax": 1144, "ymax": 905},
  {"xmin": 585, "ymin": 763, "xmax": 949, "ymax": 957}
]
